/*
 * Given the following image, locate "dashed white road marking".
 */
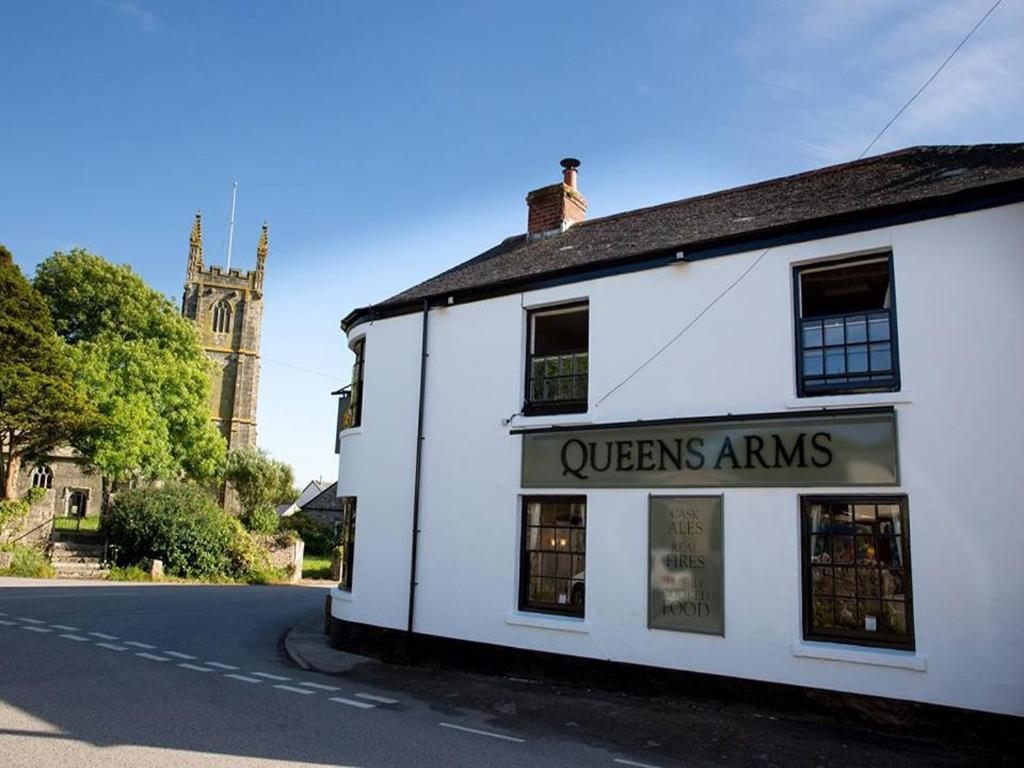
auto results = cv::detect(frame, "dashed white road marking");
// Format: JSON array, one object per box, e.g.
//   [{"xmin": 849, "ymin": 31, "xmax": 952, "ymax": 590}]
[
  {"xmin": 224, "ymin": 673, "xmax": 262, "ymax": 684},
  {"xmin": 274, "ymin": 684, "xmax": 315, "ymax": 695},
  {"xmin": 21, "ymin": 626, "xmax": 52, "ymax": 633},
  {"xmin": 330, "ymin": 697, "xmax": 376, "ymax": 709},
  {"xmin": 354, "ymin": 693, "xmax": 400, "ymax": 705},
  {"xmin": 124, "ymin": 641, "xmax": 157, "ymax": 649},
  {"xmin": 0, "ymin": 619, "xmax": 17, "ymax": 626},
  {"xmin": 298, "ymin": 682, "xmax": 341, "ymax": 691},
  {"xmin": 438, "ymin": 722, "xmax": 523, "ymax": 742},
  {"xmin": 59, "ymin": 633, "xmax": 91, "ymax": 642},
  {"xmin": 96, "ymin": 642, "xmax": 127, "ymax": 651},
  {"xmin": 177, "ymin": 663, "xmax": 215, "ymax": 672},
  {"xmin": 135, "ymin": 652, "xmax": 170, "ymax": 662},
  {"xmin": 17, "ymin": 617, "xmax": 44, "ymax": 624},
  {"xmin": 251, "ymin": 672, "xmax": 291, "ymax": 681},
  {"xmin": 89, "ymin": 632, "xmax": 118, "ymax": 640},
  {"xmin": 614, "ymin": 759, "xmax": 662, "ymax": 768},
  {"xmin": 50, "ymin": 624, "xmax": 79, "ymax": 631},
  {"xmin": 206, "ymin": 662, "xmax": 239, "ymax": 670},
  {"xmin": 164, "ymin": 651, "xmax": 197, "ymax": 660}
]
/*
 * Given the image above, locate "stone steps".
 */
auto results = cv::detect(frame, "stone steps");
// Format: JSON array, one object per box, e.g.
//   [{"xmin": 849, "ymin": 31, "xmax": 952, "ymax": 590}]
[
  {"xmin": 52, "ymin": 561, "xmax": 107, "ymax": 579},
  {"xmin": 49, "ymin": 535, "xmax": 108, "ymax": 578}
]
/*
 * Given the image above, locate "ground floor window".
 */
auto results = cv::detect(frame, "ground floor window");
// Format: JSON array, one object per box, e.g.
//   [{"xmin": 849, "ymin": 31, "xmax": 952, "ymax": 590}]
[
  {"xmin": 337, "ymin": 497, "xmax": 357, "ymax": 591},
  {"xmin": 801, "ymin": 495, "xmax": 914, "ymax": 649},
  {"xmin": 519, "ymin": 496, "xmax": 586, "ymax": 617}
]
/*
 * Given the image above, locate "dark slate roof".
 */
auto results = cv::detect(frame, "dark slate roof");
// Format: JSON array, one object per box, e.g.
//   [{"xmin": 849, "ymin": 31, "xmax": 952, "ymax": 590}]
[
  {"xmin": 343, "ymin": 144, "xmax": 1024, "ymax": 329},
  {"xmin": 301, "ymin": 481, "xmax": 343, "ymax": 512}
]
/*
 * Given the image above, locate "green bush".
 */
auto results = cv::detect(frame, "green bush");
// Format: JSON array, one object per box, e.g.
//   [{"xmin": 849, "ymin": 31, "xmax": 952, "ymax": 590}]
[
  {"xmin": 242, "ymin": 502, "xmax": 279, "ymax": 534},
  {"xmin": 279, "ymin": 511, "xmax": 334, "ymax": 554},
  {"xmin": 107, "ymin": 483, "xmax": 255, "ymax": 580},
  {"xmin": 0, "ymin": 544, "xmax": 55, "ymax": 578}
]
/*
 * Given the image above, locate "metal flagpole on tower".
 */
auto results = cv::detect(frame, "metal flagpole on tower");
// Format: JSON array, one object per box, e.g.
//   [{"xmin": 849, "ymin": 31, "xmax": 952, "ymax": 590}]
[{"xmin": 226, "ymin": 181, "xmax": 238, "ymax": 270}]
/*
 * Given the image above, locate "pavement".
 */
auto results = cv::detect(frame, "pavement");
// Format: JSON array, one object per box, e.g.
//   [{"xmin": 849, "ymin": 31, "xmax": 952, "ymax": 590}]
[{"xmin": 0, "ymin": 577, "xmax": 1015, "ymax": 767}]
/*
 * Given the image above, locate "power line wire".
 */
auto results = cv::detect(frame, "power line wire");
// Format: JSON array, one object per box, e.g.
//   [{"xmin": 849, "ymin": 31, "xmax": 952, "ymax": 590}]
[
  {"xmin": 591, "ymin": 1, "xmax": 1003, "ymax": 410},
  {"xmin": 594, "ymin": 248, "xmax": 772, "ymax": 408},
  {"xmin": 858, "ymin": 0, "xmax": 1003, "ymax": 159},
  {"xmin": 262, "ymin": 356, "xmax": 340, "ymax": 381}
]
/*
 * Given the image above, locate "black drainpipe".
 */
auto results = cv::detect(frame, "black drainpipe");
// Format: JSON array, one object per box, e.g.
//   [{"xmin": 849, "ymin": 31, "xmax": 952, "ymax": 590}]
[{"xmin": 406, "ymin": 299, "xmax": 430, "ymax": 642}]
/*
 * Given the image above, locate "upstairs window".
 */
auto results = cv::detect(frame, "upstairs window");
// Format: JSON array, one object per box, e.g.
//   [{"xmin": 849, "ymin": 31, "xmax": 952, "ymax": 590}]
[
  {"xmin": 31, "ymin": 464, "xmax": 53, "ymax": 489},
  {"xmin": 341, "ymin": 338, "xmax": 365, "ymax": 429},
  {"xmin": 795, "ymin": 255, "xmax": 899, "ymax": 397},
  {"xmin": 211, "ymin": 299, "xmax": 233, "ymax": 334},
  {"xmin": 524, "ymin": 303, "xmax": 588, "ymax": 415}
]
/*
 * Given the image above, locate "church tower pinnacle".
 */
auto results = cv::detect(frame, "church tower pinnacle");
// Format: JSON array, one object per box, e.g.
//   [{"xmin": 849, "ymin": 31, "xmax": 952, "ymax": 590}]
[{"xmin": 187, "ymin": 211, "xmax": 203, "ymax": 279}]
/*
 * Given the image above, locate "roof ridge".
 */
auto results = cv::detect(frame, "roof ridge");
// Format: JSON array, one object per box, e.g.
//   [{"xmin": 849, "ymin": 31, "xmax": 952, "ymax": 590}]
[{"xmin": 572, "ymin": 146, "xmax": 938, "ymax": 231}]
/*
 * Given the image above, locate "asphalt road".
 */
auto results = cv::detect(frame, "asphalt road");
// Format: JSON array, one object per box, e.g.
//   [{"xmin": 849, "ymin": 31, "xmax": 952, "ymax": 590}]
[
  {"xmin": 0, "ymin": 578, "xmax": 1013, "ymax": 768},
  {"xmin": 0, "ymin": 578, "xmax": 663, "ymax": 768}
]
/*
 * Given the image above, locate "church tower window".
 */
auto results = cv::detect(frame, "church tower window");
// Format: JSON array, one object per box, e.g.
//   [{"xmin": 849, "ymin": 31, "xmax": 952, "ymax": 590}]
[{"xmin": 212, "ymin": 299, "xmax": 233, "ymax": 334}]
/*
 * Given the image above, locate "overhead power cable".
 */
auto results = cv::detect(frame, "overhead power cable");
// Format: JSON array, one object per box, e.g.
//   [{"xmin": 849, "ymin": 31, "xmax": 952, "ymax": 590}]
[
  {"xmin": 858, "ymin": 0, "xmax": 1003, "ymax": 159},
  {"xmin": 593, "ymin": 247, "xmax": 772, "ymax": 408},
  {"xmin": 262, "ymin": 356, "xmax": 339, "ymax": 382},
  {"xmin": 591, "ymin": 1, "xmax": 1003, "ymax": 411}
]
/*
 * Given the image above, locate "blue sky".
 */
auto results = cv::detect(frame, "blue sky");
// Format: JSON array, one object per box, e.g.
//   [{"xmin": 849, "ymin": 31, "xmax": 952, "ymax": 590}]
[{"xmin": 2, "ymin": 0, "xmax": 1021, "ymax": 483}]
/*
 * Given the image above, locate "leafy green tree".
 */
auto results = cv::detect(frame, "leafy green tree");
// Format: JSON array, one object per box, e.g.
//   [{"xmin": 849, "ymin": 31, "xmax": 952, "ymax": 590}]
[
  {"xmin": 224, "ymin": 446, "xmax": 296, "ymax": 527},
  {"xmin": 0, "ymin": 246, "xmax": 98, "ymax": 499},
  {"xmin": 32, "ymin": 249, "xmax": 225, "ymax": 483}
]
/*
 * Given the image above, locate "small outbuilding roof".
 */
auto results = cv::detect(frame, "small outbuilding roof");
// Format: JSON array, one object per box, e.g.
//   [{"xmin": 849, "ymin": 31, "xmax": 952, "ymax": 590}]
[
  {"xmin": 343, "ymin": 144, "xmax": 1024, "ymax": 330},
  {"xmin": 302, "ymin": 481, "xmax": 343, "ymax": 513}
]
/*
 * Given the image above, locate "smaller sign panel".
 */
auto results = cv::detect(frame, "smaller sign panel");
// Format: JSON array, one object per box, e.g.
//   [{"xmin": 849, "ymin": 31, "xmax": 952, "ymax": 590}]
[{"xmin": 649, "ymin": 495, "xmax": 724, "ymax": 636}]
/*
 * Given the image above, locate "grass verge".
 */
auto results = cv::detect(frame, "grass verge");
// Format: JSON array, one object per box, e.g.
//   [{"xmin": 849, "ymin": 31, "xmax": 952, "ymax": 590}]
[{"xmin": 302, "ymin": 553, "xmax": 333, "ymax": 580}]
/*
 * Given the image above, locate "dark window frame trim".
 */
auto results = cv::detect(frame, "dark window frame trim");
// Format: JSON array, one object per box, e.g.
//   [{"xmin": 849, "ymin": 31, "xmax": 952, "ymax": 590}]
[
  {"xmin": 792, "ymin": 251, "xmax": 902, "ymax": 398},
  {"xmin": 799, "ymin": 493, "xmax": 915, "ymax": 651},
  {"xmin": 346, "ymin": 336, "xmax": 366, "ymax": 429},
  {"xmin": 518, "ymin": 494, "xmax": 588, "ymax": 618},
  {"xmin": 337, "ymin": 496, "xmax": 357, "ymax": 592},
  {"xmin": 522, "ymin": 300, "xmax": 590, "ymax": 417}
]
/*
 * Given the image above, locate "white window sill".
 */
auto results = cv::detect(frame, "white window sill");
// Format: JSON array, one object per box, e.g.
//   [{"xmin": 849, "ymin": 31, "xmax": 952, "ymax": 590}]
[
  {"xmin": 338, "ymin": 427, "xmax": 363, "ymax": 439},
  {"xmin": 505, "ymin": 611, "xmax": 589, "ymax": 634},
  {"xmin": 792, "ymin": 640, "xmax": 926, "ymax": 672},
  {"xmin": 330, "ymin": 587, "xmax": 354, "ymax": 603},
  {"xmin": 508, "ymin": 413, "xmax": 593, "ymax": 430},
  {"xmin": 785, "ymin": 391, "xmax": 912, "ymax": 410}
]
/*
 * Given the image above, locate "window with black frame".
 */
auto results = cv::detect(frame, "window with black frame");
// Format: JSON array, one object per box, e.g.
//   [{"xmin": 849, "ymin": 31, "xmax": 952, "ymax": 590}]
[
  {"xmin": 801, "ymin": 496, "xmax": 914, "ymax": 649},
  {"xmin": 795, "ymin": 256, "xmax": 899, "ymax": 397},
  {"xmin": 519, "ymin": 496, "xmax": 586, "ymax": 617},
  {"xmin": 342, "ymin": 338, "xmax": 365, "ymax": 429},
  {"xmin": 524, "ymin": 303, "xmax": 588, "ymax": 415},
  {"xmin": 337, "ymin": 497, "xmax": 357, "ymax": 591}
]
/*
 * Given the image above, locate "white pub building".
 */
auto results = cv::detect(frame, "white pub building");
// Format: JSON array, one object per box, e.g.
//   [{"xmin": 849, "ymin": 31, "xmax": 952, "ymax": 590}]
[{"xmin": 329, "ymin": 145, "xmax": 1024, "ymax": 718}]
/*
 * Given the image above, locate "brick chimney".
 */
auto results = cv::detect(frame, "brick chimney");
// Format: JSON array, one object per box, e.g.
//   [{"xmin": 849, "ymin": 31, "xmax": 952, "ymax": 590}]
[{"xmin": 526, "ymin": 158, "xmax": 587, "ymax": 239}]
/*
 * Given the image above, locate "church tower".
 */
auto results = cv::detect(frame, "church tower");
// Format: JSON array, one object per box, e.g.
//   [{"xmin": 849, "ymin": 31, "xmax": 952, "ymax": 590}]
[{"xmin": 181, "ymin": 212, "xmax": 267, "ymax": 451}]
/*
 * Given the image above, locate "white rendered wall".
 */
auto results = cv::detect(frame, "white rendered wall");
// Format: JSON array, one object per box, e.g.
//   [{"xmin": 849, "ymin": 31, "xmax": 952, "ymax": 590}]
[{"xmin": 332, "ymin": 202, "xmax": 1024, "ymax": 715}]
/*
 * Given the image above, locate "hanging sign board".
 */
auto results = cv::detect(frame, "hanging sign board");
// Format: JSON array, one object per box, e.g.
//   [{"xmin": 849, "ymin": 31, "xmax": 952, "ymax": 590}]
[
  {"xmin": 649, "ymin": 495, "xmax": 724, "ymax": 635},
  {"xmin": 520, "ymin": 409, "xmax": 898, "ymax": 488}
]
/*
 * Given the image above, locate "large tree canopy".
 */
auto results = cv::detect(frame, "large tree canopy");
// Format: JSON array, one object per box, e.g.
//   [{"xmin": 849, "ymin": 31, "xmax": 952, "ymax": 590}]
[
  {"xmin": 0, "ymin": 246, "xmax": 98, "ymax": 499},
  {"xmin": 33, "ymin": 249, "xmax": 225, "ymax": 483}
]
